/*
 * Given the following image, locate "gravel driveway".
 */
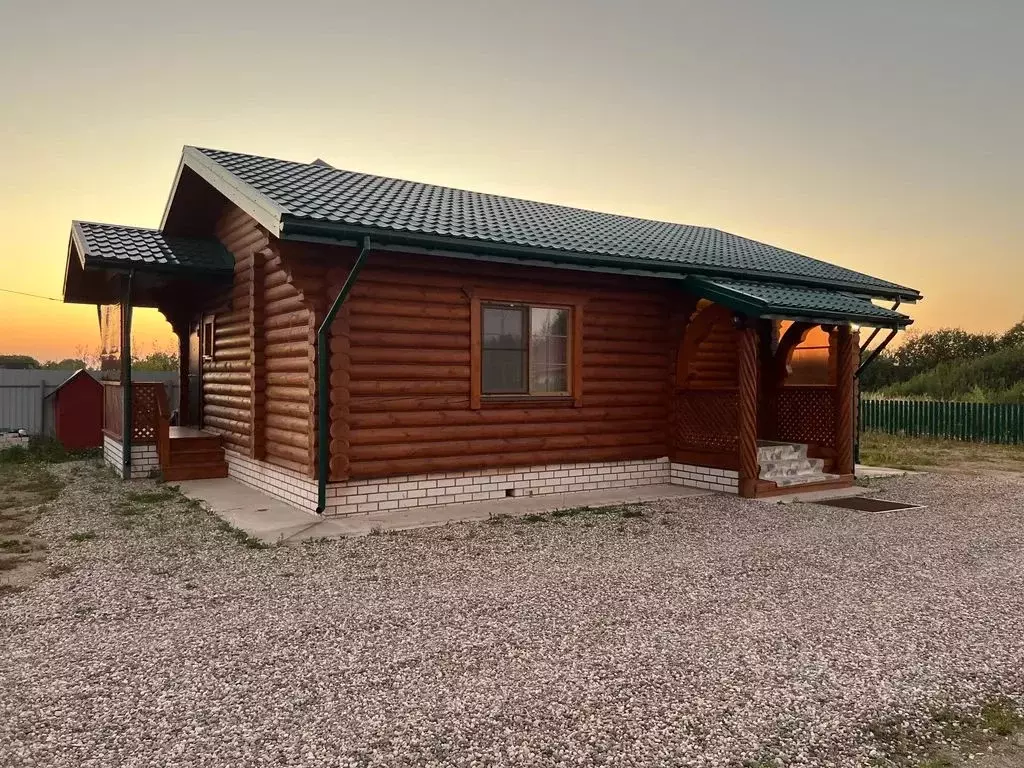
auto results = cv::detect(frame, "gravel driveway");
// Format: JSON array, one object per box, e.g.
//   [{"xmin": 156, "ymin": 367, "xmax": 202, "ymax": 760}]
[{"xmin": 2, "ymin": 462, "xmax": 1023, "ymax": 767}]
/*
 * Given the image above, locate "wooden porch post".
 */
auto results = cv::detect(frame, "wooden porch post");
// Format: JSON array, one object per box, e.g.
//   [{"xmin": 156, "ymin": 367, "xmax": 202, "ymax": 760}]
[
  {"xmin": 835, "ymin": 325, "xmax": 859, "ymax": 476},
  {"xmin": 737, "ymin": 321, "xmax": 760, "ymax": 498},
  {"xmin": 175, "ymin": 322, "xmax": 190, "ymax": 426},
  {"xmin": 120, "ymin": 272, "xmax": 134, "ymax": 476}
]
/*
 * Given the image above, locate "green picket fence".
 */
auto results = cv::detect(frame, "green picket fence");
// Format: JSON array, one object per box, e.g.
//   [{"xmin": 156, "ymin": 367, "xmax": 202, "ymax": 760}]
[{"xmin": 860, "ymin": 398, "xmax": 1024, "ymax": 445}]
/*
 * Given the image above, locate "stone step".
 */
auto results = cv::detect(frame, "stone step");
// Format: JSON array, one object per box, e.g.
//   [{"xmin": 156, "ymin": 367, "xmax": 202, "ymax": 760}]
[
  {"xmin": 759, "ymin": 457, "xmax": 825, "ymax": 479},
  {"xmin": 756, "ymin": 441, "xmax": 807, "ymax": 462},
  {"xmin": 770, "ymin": 472, "xmax": 842, "ymax": 488}
]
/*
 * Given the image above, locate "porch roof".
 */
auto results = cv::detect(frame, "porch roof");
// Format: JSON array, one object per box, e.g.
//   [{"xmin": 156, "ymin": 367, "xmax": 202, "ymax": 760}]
[
  {"xmin": 63, "ymin": 221, "xmax": 234, "ymax": 307},
  {"xmin": 686, "ymin": 276, "xmax": 912, "ymax": 328}
]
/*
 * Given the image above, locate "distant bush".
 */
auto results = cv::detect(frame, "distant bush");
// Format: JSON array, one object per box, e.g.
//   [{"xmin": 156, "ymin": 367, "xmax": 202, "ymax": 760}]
[{"xmin": 876, "ymin": 345, "xmax": 1024, "ymax": 403}]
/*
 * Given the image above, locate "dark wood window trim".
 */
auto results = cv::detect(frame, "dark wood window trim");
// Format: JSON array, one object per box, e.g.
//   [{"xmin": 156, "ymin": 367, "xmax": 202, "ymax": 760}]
[
  {"xmin": 202, "ymin": 317, "xmax": 215, "ymax": 362},
  {"xmin": 466, "ymin": 288, "xmax": 585, "ymax": 410}
]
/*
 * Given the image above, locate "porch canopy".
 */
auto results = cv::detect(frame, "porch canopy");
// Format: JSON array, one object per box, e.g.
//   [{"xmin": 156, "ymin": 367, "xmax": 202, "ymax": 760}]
[
  {"xmin": 682, "ymin": 276, "xmax": 912, "ymax": 329},
  {"xmin": 63, "ymin": 221, "xmax": 234, "ymax": 308},
  {"xmin": 62, "ymin": 221, "xmax": 233, "ymax": 474}
]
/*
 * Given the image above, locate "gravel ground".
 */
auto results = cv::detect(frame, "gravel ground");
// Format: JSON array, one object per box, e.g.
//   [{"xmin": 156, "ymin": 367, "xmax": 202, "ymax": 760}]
[{"xmin": 1, "ymin": 461, "xmax": 1023, "ymax": 768}]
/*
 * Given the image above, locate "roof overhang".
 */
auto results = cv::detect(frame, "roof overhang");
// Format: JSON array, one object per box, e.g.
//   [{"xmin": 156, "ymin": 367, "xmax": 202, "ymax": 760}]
[
  {"xmin": 684, "ymin": 276, "xmax": 912, "ymax": 329},
  {"xmin": 62, "ymin": 221, "xmax": 234, "ymax": 307},
  {"xmin": 160, "ymin": 147, "xmax": 921, "ymax": 304}
]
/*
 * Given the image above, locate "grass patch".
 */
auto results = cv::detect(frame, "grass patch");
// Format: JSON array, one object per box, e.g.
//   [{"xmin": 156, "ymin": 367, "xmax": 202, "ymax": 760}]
[
  {"xmin": 214, "ymin": 518, "xmax": 269, "ymax": 549},
  {"xmin": 519, "ymin": 513, "xmax": 547, "ymax": 524},
  {"xmin": 68, "ymin": 530, "xmax": 97, "ymax": 542},
  {"xmin": 0, "ymin": 436, "xmax": 99, "ymax": 466},
  {"xmin": 126, "ymin": 488, "xmax": 178, "ymax": 505},
  {"xmin": 869, "ymin": 697, "xmax": 1024, "ymax": 767},
  {"xmin": 860, "ymin": 431, "xmax": 1024, "ymax": 472}
]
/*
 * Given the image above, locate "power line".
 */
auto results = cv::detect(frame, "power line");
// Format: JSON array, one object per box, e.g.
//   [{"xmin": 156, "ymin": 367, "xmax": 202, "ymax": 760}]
[{"xmin": 0, "ymin": 287, "xmax": 63, "ymax": 302}]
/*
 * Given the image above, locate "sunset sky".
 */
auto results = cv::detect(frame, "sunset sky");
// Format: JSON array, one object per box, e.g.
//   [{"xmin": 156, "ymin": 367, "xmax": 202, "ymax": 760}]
[{"xmin": 1, "ymin": 0, "xmax": 1021, "ymax": 361}]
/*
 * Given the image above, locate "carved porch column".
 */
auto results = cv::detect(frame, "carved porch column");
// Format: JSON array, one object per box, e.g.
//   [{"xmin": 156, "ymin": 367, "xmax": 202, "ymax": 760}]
[
  {"xmin": 737, "ymin": 321, "xmax": 760, "ymax": 498},
  {"xmin": 835, "ymin": 325, "xmax": 859, "ymax": 476}
]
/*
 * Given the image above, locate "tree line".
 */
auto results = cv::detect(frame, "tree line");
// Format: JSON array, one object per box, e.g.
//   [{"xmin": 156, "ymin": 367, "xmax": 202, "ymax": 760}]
[
  {"xmin": 860, "ymin": 321, "xmax": 1024, "ymax": 403},
  {"xmin": 0, "ymin": 352, "xmax": 178, "ymax": 372}
]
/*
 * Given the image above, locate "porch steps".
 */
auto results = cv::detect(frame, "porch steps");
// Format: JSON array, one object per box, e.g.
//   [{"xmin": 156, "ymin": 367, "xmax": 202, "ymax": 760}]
[
  {"xmin": 757, "ymin": 441, "xmax": 840, "ymax": 488},
  {"xmin": 162, "ymin": 428, "xmax": 228, "ymax": 482}
]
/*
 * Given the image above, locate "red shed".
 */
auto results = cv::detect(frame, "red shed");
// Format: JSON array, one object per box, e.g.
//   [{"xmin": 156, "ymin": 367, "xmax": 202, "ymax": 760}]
[{"xmin": 50, "ymin": 370, "xmax": 103, "ymax": 450}]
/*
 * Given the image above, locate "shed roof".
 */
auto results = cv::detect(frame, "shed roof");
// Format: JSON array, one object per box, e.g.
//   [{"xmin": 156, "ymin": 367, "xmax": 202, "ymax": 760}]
[
  {"xmin": 72, "ymin": 221, "xmax": 234, "ymax": 275},
  {"xmin": 687, "ymin": 277, "xmax": 912, "ymax": 328},
  {"xmin": 168, "ymin": 146, "xmax": 920, "ymax": 302}
]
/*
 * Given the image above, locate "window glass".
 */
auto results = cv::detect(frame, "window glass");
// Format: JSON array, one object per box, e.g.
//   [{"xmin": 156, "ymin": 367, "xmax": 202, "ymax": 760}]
[
  {"xmin": 482, "ymin": 306, "xmax": 526, "ymax": 393},
  {"xmin": 529, "ymin": 307, "xmax": 570, "ymax": 393}
]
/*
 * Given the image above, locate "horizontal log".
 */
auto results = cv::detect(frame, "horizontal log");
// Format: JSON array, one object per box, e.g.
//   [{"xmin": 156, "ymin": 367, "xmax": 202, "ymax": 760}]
[
  {"xmin": 345, "ymin": 299, "xmax": 468, "ymax": 321},
  {"xmin": 264, "ymin": 281, "xmax": 299, "ymax": 303},
  {"xmin": 349, "ymin": 314, "xmax": 465, "ymax": 335},
  {"xmin": 212, "ymin": 348, "xmax": 251, "ymax": 362},
  {"xmin": 266, "ymin": 340, "xmax": 312, "ymax": 358},
  {"xmin": 265, "ymin": 294, "xmax": 306, "ymax": 316},
  {"xmin": 349, "ymin": 395, "xmax": 472, "ymax": 413},
  {"xmin": 349, "ymin": 280, "xmax": 467, "ymax": 306},
  {"xmin": 350, "ymin": 330, "xmax": 470, "ymax": 350},
  {"xmin": 266, "ymin": 441, "xmax": 310, "ymax": 467},
  {"xmin": 348, "ymin": 431, "xmax": 659, "ymax": 462},
  {"xmin": 583, "ymin": 338, "xmax": 667, "ymax": 355},
  {"xmin": 266, "ymin": 371, "xmax": 309, "ymax": 387},
  {"xmin": 349, "ymin": 444, "xmax": 665, "ymax": 479},
  {"xmin": 587, "ymin": 299, "xmax": 665, "ymax": 319},
  {"xmin": 348, "ymin": 363, "xmax": 471, "ymax": 381},
  {"xmin": 213, "ymin": 335, "xmax": 250, "ymax": 351},
  {"xmin": 266, "ymin": 426, "xmax": 309, "ymax": 450},
  {"xmin": 264, "ymin": 268, "xmax": 289, "ymax": 290},
  {"xmin": 265, "ymin": 385, "xmax": 310, "ymax": 404},
  {"xmin": 204, "ymin": 361, "xmax": 250, "ymax": 374},
  {"xmin": 585, "ymin": 312, "xmax": 665, "ymax": 331},
  {"xmin": 267, "ymin": 453, "xmax": 309, "ymax": 475},
  {"xmin": 267, "ymin": 399, "xmax": 312, "ymax": 418},
  {"xmin": 581, "ymin": 352, "xmax": 669, "ymax": 368},
  {"xmin": 264, "ymin": 310, "xmax": 310, "ymax": 331},
  {"xmin": 587, "ymin": 324, "xmax": 667, "ymax": 342},
  {"xmin": 266, "ymin": 356, "xmax": 311, "ymax": 373},
  {"xmin": 578, "ymin": 393, "xmax": 665, "ymax": 408},
  {"xmin": 582, "ymin": 365, "xmax": 669, "ymax": 381},
  {"xmin": 346, "ymin": 346, "xmax": 469, "ymax": 365},
  {"xmin": 215, "ymin": 320, "xmax": 249, "ymax": 337},
  {"xmin": 584, "ymin": 379, "xmax": 667, "ymax": 394},
  {"xmin": 204, "ymin": 404, "xmax": 249, "ymax": 422},
  {"xmin": 216, "ymin": 309, "xmax": 248, "ymax": 325},
  {"xmin": 203, "ymin": 414, "xmax": 251, "ymax": 435},
  {"xmin": 204, "ymin": 377, "xmax": 251, "ymax": 390},
  {"xmin": 204, "ymin": 393, "xmax": 252, "ymax": 409},
  {"xmin": 346, "ymin": 419, "xmax": 664, "ymax": 445},
  {"xmin": 348, "ymin": 380, "xmax": 470, "ymax": 396},
  {"xmin": 265, "ymin": 325, "xmax": 310, "ymax": 344},
  {"xmin": 346, "ymin": 405, "xmax": 666, "ymax": 428},
  {"xmin": 266, "ymin": 413, "xmax": 308, "ymax": 433}
]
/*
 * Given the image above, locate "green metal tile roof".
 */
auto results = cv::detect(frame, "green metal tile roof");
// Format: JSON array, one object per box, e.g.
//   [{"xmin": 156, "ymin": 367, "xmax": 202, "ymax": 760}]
[
  {"xmin": 689, "ymin": 277, "xmax": 912, "ymax": 327},
  {"xmin": 180, "ymin": 147, "xmax": 920, "ymax": 301},
  {"xmin": 72, "ymin": 221, "xmax": 234, "ymax": 275}
]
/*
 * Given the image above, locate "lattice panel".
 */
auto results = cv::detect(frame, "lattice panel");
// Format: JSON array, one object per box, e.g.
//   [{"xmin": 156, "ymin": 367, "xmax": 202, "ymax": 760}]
[
  {"xmin": 670, "ymin": 388, "xmax": 739, "ymax": 453},
  {"xmin": 772, "ymin": 386, "xmax": 836, "ymax": 448},
  {"xmin": 131, "ymin": 384, "xmax": 162, "ymax": 443}
]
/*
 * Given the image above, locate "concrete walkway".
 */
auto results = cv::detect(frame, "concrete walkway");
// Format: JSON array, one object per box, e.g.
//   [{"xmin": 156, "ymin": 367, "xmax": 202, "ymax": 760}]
[{"xmin": 175, "ymin": 478, "xmax": 710, "ymax": 544}]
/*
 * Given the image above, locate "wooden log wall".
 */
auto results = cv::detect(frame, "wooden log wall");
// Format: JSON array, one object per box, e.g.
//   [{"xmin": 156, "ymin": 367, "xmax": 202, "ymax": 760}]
[
  {"xmin": 320, "ymin": 252, "xmax": 676, "ymax": 480},
  {"xmin": 201, "ymin": 206, "xmax": 268, "ymax": 455},
  {"xmin": 688, "ymin": 305, "xmax": 740, "ymax": 388}
]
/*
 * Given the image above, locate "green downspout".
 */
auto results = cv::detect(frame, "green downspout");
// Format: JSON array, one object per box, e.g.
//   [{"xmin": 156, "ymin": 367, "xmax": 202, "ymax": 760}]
[
  {"xmin": 316, "ymin": 237, "xmax": 372, "ymax": 513},
  {"xmin": 121, "ymin": 270, "xmax": 135, "ymax": 477}
]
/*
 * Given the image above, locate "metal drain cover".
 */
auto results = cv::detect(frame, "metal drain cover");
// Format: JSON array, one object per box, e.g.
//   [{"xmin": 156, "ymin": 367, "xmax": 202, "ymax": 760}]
[{"xmin": 814, "ymin": 496, "xmax": 924, "ymax": 513}]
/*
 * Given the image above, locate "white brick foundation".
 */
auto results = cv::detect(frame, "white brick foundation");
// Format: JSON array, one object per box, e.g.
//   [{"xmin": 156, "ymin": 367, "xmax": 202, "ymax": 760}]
[
  {"xmin": 670, "ymin": 462, "xmax": 739, "ymax": 494},
  {"xmin": 222, "ymin": 450, "xmax": 742, "ymax": 517},
  {"xmin": 224, "ymin": 450, "xmax": 686, "ymax": 517},
  {"xmin": 103, "ymin": 434, "xmax": 159, "ymax": 479}
]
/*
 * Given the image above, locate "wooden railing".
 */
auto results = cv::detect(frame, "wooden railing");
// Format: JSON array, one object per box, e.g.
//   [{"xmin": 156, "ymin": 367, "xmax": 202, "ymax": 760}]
[
  {"xmin": 101, "ymin": 382, "xmax": 169, "ymax": 445},
  {"xmin": 670, "ymin": 387, "xmax": 740, "ymax": 468},
  {"xmin": 769, "ymin": 385, "xmax": 837, "ymax": 449},
  {"xmin": 155, "ymin": 385, "xmax": 171, "ymax": 469}
]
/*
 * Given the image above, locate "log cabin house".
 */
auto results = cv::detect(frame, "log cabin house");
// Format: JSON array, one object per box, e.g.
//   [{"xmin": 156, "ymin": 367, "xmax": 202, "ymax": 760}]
[{"xmin": 61, "ymin": 146, "xmax": 920, "ymax": 514}]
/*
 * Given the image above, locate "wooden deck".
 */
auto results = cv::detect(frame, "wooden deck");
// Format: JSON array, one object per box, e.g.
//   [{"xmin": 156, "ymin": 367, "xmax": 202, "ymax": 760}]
[{"xmin": 163, "ymin": 428, "xmax": 228, "ymax": 481}]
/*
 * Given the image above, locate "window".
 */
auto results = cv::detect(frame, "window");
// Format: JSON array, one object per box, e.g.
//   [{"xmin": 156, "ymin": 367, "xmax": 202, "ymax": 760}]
[
  {"xmin": 481, "ymin": 303, "xmax": 570, "ymax": 396},
  {"xmin": 202, "ymin": 318, "xmax": 215, "ymax": 361}
]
